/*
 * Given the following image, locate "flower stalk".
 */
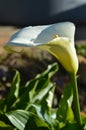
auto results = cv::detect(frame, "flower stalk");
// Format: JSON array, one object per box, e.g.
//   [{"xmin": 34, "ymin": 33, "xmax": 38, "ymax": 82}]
[{"xmin": 70, "ymin": 73, "xmax": 82, "ymax": 126}]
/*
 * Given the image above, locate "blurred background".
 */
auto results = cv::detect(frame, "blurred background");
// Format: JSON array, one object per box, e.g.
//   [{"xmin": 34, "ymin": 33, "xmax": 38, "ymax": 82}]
[
  {"xmin": 0, "ymin": 0, "xmax": 86, "ymax": 39},
  {"xmin": 0, "ymin": 0, "xmax": 86, "ymax": 25},
  {"xmin": 0, "ymin": 0, "xmax": 86, "ymax": 113}
]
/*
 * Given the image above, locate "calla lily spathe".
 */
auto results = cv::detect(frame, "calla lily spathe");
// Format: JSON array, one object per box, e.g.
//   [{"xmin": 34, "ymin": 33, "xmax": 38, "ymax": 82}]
[{"xmin": 6, "ymin": 22, "xmax": 78, "ymax": 73}]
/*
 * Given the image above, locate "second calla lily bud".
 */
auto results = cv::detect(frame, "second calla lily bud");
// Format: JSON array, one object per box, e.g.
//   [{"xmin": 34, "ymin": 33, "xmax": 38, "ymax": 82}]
[{"xmin": 6, "ymin": 22, "xmax": 78, "ymax": 73}]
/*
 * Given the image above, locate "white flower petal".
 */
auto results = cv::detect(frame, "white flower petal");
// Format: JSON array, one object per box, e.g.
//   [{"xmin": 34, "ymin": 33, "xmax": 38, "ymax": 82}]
[{"xmin": 6, "ymin": 22, "xmax": 75, "ymax": 47}]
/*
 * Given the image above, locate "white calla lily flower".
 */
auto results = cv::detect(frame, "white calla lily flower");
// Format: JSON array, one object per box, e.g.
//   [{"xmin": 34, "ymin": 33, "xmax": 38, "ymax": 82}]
[{"xmin": 6, "ymin": 22, "xmax": 78, "ymax": 73}]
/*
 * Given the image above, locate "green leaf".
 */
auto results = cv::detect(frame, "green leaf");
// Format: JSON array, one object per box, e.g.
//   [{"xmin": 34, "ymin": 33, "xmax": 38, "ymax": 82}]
[
  {"xmin": 82, "ymin": 115, "xmax": 86, "ymax": 124},
  {"xmin": 76, "ymin": 43, "xmax": 86, "ymax": 57},
  {"xmin": 0, "ymin": 121, "xmax": 14, "ymax": 130},
  {"xmin": 6, "ymin": 70, "xmax": 20, "ymax": 111},
  {"xmin": 29, "ymin": 81, "xmax": 55, "ymax": 106},
  {"xmin": 9, "ymin": 70, "xmax": 20, "ymax": 98},
  {"xmin": 4, "ymin": 63, "xmax": 58, "ymax": 130},
  {"xmin": 6, "ymin": 110, "xmax": 50, "ymax": 130},
  {"xmin": 0, "ymin": 111, "xmax": 12, "ymax": 126},
  {"xmin": 56, "ymin": 83, "xmax": 74, "ymax": 122},
  {"xmin": 60, "ymin": 122, "xmax": 79, "ymax": 130},
  {"xmin": 35, "ymin": 62, "xmax": 58, "ymax": 79},
  {"xmin": 82, "ymin": 116, "xmax": 86, "ymax": 130},
  {"xmin": 0, "ymin": 99, "xmax": 5, "ymax": 112},
  {"xmin": 31, "ymin": 86, "xmax": 55, "ymax": 124},
  {"xmin": 12, "ymin": 63, "xmax": 58, "ymax": 110}
]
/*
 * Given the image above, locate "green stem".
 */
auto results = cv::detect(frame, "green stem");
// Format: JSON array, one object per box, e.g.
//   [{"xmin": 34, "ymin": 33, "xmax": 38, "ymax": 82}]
[{"xmin": 70, "ymin": 73, "xmax": 82, "ymax": 126}]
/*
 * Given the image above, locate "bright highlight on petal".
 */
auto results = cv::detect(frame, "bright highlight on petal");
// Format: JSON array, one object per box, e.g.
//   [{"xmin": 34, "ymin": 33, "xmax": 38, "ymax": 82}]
[{"xmin": 6, "ymin": 22, "xmax": 78, "ymax": 73}]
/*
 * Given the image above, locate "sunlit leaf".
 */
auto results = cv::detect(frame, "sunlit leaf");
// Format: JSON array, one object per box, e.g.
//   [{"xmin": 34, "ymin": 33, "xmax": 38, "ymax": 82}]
[
  {"xmin": 6, "ymin": 70, "xmax": 20, "ymax": 111},
  {"xmin": 31, "ymin": 86, "xmax": 55, "ymax": 124},
  {"xmin": 11, "ymin": 63, "xmax": 58, "ymax": 110},
  {"xmin": 56, "ymin": 83, "xmax": 74, "ymax": 122},
  {"xmin": 6, "ymin": 110, "xmax": 50, "ymax": 130},
  {"xmin": 0, "ymin": 121, "xmax": 14, "ymax": 130}
]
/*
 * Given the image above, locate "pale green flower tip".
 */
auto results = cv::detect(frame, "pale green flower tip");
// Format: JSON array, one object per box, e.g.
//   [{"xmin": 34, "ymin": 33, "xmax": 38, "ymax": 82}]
[
  {"xmin": 42, "ymin": 37, "xmax": 78, "ymax": 74},
  {"xmin": 6, "ymin": 22, "xmax": 75, "ymax": 47}
]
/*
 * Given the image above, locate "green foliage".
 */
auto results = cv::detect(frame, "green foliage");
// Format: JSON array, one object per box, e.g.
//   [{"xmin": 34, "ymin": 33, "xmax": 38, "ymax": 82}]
[
  {"xmin": 7, "ymin": 110, "xmax": 50, "ymax": 130},
  {"xmin": 0, "ymin": 121, "xmax": 14, "ymax": 130},
  {"xmin": 0, "ymin": 63, "xmax": 86, "ymax": 130},
  {"xmin": 56, "ymin": 83, "xmax": 74, "ymax": 123},
  {"xmin": 76, "ymin": 43, "xmax": 86, "ymax": 57}
]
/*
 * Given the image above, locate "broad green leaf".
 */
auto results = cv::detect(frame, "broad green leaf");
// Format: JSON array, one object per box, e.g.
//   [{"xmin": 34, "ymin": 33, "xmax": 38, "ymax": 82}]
[
  {"xmin": 3, "ymin": 63, "xmax": 58, "ymax": 130},
  {"xmin": 6, "ymin": 70, "xmax": 20, "ymax": 111},
  {"xmin": 31, "ymin": 86, "xmax": 55, "ymax": 124},
  {"xmin": 11, "ymin": 63, "xmax": 58, "ymax": 110},
  {"xmin": 35, "ymin": 62, "xmax": 58, "ymax": 79},
  {"xmin": 56, "ymin": 83, "xmax": 74, "ymax": 122},
  {"xmin": 9, "ymin": 70, "xmax": 20, "ymax": 98},
  {"xmin": 11, "ymin": 79, "xmax": 39, "ymax": 109},
  {"xmin": 29, "ymin": 81, "xmax": 55, "ymax": 105},
  {"xmin": 6, "ymin": 110, "xmax": 50, "ymax": 130}
]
